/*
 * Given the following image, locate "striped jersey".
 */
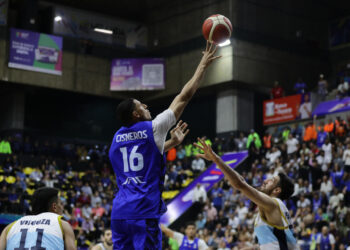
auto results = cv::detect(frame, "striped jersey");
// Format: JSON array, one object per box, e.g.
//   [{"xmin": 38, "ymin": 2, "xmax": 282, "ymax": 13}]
[
  {"xmin": 6, "ymin": 212, "xmax": 64, "ymax": 250},
  {"xmin": 254, "ymin": 198, "xmax": 299, "ymax": 250}
]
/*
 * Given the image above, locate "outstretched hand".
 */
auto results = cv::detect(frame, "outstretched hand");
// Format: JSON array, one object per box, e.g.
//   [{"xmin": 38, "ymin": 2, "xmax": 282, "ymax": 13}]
[
  {"xmin": 193, "ymin": 137, "xmax": 218, "ymax": 162},
  {"xmin": 200, "ymin": 41, "xmax": 221, "ymax": 68},
  {"xmin": 170, "ymin": 120, "xmax": 189, "ymax": 146}
]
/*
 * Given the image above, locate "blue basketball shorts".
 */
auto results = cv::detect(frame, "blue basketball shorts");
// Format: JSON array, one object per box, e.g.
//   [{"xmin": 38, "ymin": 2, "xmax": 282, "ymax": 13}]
[{"xmin": 111, "ymin": 218, "xmax": 162, "ymax": 250}]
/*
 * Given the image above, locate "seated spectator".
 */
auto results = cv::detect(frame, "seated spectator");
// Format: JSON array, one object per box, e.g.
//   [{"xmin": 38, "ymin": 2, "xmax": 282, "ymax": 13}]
[
  {"xmin": 286, "ymin": 133, "xmax": 299, "ymax": 155},
  {"xmin": 195, "ymin": 213, "xmax": 206, "ymax": 230},
  {"xmin": 192, "ymin": 183, "xmax": 207, "ymax": 203},
  {"xmin": 235, "ymin": 132, "xmax": 247, "ymax": 152},
  {"xmin": 265, "ymin": 146, "xmax": 281, "ymax": 165},
  {"xmin": 92, "ymin": 202, "xmax": 106, "ymax": 219},
  {"xmin": 297, "ymin": 193, "xmax": 311, "ymax": 209},
  {"xmin": 337, "ymin": 78, "xmax": 349, "ymax": 99},
  {"xmin": 191, "ymin": 155, "xmax": 206, "ymax": 175},
  {"xmin": 298, "ymin": 93, "xmax": 312, "ymax": 119},
  {"xmin": 81, "ymin": 182, "xmax": 93, "ymax": 196},
  {"xmin": 320, "ymin": 175, "xmax": 333, "ymax": 196},
  {"xmin": 210, "ymin": 183, "xmax": 224, "ymax": 212},
  {"xmin": 270, "ymin": 81, "xmax": 284, "ymax": 99},
  {"xmin": 91, "ymin": 191, "xmax": 102, "ymax": 208}
]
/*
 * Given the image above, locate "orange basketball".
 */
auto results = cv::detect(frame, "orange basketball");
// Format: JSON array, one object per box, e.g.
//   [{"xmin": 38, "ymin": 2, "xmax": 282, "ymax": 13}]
[{"xmin": 202, "ymin": 14, "xmax": 232, "ymax": 44}]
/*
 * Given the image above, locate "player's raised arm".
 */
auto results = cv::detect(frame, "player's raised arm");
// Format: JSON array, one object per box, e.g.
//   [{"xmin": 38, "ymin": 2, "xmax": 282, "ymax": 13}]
[
  {"xmin": 169, "ymin": 42, "xmax": 221, "ymax": 120},
  {"xmin": 160, "ymin": 224, "xmax": 175, "ymax": 238},
  {"xmin": 194, "ymin": 138, "xmax": 277, "ymax": 211}
]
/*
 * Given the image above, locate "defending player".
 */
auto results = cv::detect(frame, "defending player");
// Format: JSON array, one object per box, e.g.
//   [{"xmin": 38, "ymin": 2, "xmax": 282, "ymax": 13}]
[
  {"xmin": 109, "ymin": 42, "xmax": 220, "ymax": 249},
  {"xmin": 194, "ymin": 138, "xmax": 299, "ymax": 250},
  {"xmin": 91, "ymin": 229, "xmax": 113, "ymax": 250},
  {"xmin": 161, "ymin": 222, "xmax": 208, "ymax": 250},
  {"xmin": 0, "ymin": 187, "xmax": 76, "ymax": 250}
]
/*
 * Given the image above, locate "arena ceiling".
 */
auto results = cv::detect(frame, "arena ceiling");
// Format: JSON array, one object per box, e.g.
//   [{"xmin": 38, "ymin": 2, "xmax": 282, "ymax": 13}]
[{"xmin": 41, "ymin": 0, "xmax": 350, "ymax": 23}]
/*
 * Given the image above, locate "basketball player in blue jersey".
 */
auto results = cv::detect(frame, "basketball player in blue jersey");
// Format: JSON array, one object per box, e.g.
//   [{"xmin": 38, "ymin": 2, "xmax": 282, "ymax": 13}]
[
  {"xmin": 161, "ymin": 222, "xmax": 208, "ymax": 250},
  {"xmin": 0, "ymin": 187, "xmax": 76, "ymax": 250},
  {"xmin": 109, "ymin": 41, "xmax": 220, "ymax": 250},
  {"xmin": 194, "ymin": 138, "xmax": 299, "ymax": 250}
]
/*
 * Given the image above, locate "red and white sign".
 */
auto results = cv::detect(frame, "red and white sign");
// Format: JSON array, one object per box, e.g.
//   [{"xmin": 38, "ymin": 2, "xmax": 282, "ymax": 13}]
[{"xmin": 263, "ymin": 95, "xmax": 301, "ymax": 125}]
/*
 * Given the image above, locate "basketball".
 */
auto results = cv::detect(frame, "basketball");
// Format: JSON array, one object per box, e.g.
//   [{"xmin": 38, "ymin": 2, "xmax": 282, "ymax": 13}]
[{"xmin": 202, "ymin": 14, "xmax": 232, "ymax": 44}]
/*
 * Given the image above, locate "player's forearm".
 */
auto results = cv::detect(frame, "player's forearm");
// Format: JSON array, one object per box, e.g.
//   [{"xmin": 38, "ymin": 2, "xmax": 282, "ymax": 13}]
[
  {"xmin": 164, "ymin": 139, "xmax": 178, "ymax": 153},
  {"xmin": 170, "ymin": 65, "xmax": 206, "ymax": 119},
  {"xmin": 212, "ymin": 154, "xmax": 245, "ymax": 189}
]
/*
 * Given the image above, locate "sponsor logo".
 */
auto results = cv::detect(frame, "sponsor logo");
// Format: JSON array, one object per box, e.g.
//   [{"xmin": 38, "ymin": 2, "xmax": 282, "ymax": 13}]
[{"xmin": 122, "ymin": 176, "xmax": 145, "ymax": 185}]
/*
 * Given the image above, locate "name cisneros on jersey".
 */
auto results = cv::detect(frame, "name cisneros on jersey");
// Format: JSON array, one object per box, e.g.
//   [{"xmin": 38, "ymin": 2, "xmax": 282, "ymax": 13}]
[{"xmin": 116, "ymin": 130, "xmax": 148, "ymax": 142}]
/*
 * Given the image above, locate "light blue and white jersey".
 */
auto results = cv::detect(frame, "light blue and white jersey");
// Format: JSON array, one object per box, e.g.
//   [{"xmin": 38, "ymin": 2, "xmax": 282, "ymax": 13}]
[
  {"xmin": 254, "ymin": 198, "xmax": 299, "ymax": 250},
  {"xmin": 6, "ymin": 212, "xmax": 64, "ymax": 250}
]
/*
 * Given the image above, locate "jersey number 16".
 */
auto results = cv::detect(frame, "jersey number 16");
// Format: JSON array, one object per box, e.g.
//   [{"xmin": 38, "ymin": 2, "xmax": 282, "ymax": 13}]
[{"xmin": 120, "ymin": 146, "xmax": 144, "ymax": 172}]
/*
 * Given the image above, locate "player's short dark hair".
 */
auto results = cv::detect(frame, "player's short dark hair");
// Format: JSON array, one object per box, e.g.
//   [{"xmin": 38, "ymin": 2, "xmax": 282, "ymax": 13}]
[
  {"xmin": 31, "ymin": 187, "xmax": 59, "ymax": 215},
  {"xmin": 103, "ymin": 228, "xmax": 112, "ymax": 235},
  {"xmin": 277, "ymin": 173, "xmax": 294, "ymax": 200},
  {"xmin": 116, "ymin": 98, "xmax": 136, "ymax": 127},
  {"xmin": 186, "ymin": 221, "xmax": 196, "ymax": 228}
]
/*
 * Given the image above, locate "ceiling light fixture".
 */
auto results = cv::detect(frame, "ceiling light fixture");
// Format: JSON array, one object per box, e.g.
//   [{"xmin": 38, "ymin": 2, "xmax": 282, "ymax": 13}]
[{"xmin": 94, "ymin": 28, "xmax": 113, "ymax": 35}]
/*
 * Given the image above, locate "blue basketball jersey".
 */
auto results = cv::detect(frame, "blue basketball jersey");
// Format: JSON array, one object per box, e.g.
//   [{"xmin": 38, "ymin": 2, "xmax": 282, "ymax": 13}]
[
  {"xmin": 180, "ymin": 236, "xmax": 199, "ymax": 250},
  {"xmin": 109, "ymin": 121, "xmax": 167, "ymax": 219}
]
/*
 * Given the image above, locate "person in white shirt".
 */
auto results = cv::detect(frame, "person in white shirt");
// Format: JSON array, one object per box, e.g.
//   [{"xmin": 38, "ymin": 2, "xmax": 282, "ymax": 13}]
[
  {"xmin": 322, "ymin": 138, "xmax": 332, "ymax": 164},
  {"xmin": 298, "ymin": 93, "xmax": 312, "ymax": 119},
  {"xmin": 297, "ymin": 193, "xmax": 311, "ymax": 208},
  {"xmin": 236, "ymin": 201, "xmax": 248, "ymax": 221},
  {"xmin": 192, "ymin": 155, "xmax": 206, "ymax": 174},
  {"xmin": 316, "ymin": 151, "xmax": 329, "ymax": 172},
  {"xmin": 161, "ymin": 222, "xmax": 208, "ymax": 250},
  {"xmin": 329, "ymin": 189, "xmax": 344, "ymax": 209},
  {"xmin": 266, "ymin": 146, "xmax": 281, "ymax": 165},
  {"xmin": 320, "ymin": 175, "xmax": 333, "ymax": 197},
  {"xmin": 343, "ymin": 143, "xmax": 350, "ymax": 167},
  {"xmin": 286, "ymin": 134, "xmax": 299, "ymax": 155},
  {"xmin": 192, "ymin": 183, "xmax": 207, "ymax": 203}
]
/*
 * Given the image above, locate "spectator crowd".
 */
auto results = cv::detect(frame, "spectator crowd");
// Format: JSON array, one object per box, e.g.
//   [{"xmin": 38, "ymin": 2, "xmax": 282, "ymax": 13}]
[{"xmin": 1, "ymin": 113, "xmax": 350, "ymax": 249}]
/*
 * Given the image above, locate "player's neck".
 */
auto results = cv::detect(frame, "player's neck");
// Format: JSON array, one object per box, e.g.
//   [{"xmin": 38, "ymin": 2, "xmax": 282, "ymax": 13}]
[{"xmin": 103, "ymin": 242, "xmax": 113, "ymax": 250}]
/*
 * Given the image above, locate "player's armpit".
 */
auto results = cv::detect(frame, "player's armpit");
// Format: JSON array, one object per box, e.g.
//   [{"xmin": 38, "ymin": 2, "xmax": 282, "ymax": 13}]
[
  {"xmin": 238, "ymin": 181, "xmax": 278, "ymax": 211},
  {"xmin": 62, "ymin": 220, "xmax": 77, "ymax": 250}
]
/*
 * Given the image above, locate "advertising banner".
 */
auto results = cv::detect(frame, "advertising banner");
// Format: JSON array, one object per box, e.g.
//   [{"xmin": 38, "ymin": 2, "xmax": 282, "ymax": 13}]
[
  {"xmin": 263, "ymin": 94, "xmax": 312, "ymax": 125},
  {"xmin": 312, "ymin": 97, "xmax": 350, "ymax": 116},
  {"xmin": 8, "ymin": 28, "xmax": 63, "ymax": 75},
  {"xmin": 110, "ymin": 58, "xmax": 165, "ymax": 91},
  {"xmin": 160, "ymin": 151, "xmax": 248, "ymax": 226},
  {"xmin": 53, "ymin": 6, "xmax": 147, "ymax": 48},
  {"xmin": 0, "ymin": 0, "xmax": 7, "ymax": 25}
]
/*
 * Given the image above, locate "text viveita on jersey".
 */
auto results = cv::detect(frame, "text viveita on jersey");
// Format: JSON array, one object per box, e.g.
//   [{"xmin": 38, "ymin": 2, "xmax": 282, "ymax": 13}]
[
  {"xmin": 20, "ymin": 219, "xmax": 51, "ymax": 226},
  {"xmin": 116, "ymin": 130, "xmax": 148, "ymax": 142}
]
